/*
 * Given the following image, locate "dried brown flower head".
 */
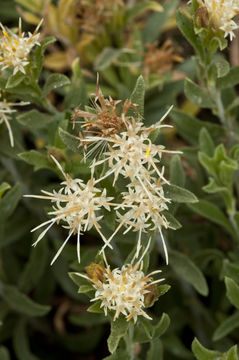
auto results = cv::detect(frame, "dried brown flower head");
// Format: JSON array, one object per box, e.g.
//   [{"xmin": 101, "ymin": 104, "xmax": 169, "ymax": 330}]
[
  {"xmin": 75, "ymin": 0, "xmax": 124, "ymax": 33},
  {"xmin": 143, "ymin": 39, "xmax": 183, "ymax": 76},
  {"xmin": 72, "ymin": 78, "xmax": 138, "ymax": 152}
]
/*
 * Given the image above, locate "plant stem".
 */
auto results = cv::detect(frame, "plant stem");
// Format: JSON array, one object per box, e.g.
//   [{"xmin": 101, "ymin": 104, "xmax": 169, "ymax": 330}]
[{"xmin": 126, "ymin": 322, "xmax": 135, "ymax": 360}]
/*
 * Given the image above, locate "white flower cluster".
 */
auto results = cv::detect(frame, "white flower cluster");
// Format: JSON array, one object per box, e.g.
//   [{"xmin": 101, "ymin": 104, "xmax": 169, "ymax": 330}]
[
  {"xmin": 0, "ymin": 18, "xmax": 42, "ymax": 74},
  {"xmin": 199, "ymin": 0, "xmax": 239, "ymax": 40},
  {"xmin": 25, "ymin": 156, "xmax": 114, "ymax": 265},
  {"xmin": 87, "ymin": 106, "xmax": 179, "ymax": 264},
  {"xmin": 0, "ymin": 97, "xmax": 29, "ymax": 147},
  {"xmin": 27, "ymin": 105, "xmax": 177, "ymax": 264},
  {"xmin": 78, "ymin": 240, "xmax": 164, "ymax": 322}
]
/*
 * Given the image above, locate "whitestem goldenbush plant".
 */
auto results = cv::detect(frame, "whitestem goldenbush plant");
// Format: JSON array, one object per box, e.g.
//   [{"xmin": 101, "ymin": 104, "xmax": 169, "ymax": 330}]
[{"xmin": 0, "ymin": 0, "xmax": 239, "ymax": 359}]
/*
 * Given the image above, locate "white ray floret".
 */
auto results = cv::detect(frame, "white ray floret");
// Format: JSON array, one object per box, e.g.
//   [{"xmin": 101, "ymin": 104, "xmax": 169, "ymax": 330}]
[
  {"xmin": 0, "ymin": 98, "xmax": 29, "ymax": 147},
  {"xmin": 0, "ymin": 18, "xmax": 43, "ymax": 74},
  {"xmin": 24, "ymin": 156, "xmax": 114, "ymax": 264}
]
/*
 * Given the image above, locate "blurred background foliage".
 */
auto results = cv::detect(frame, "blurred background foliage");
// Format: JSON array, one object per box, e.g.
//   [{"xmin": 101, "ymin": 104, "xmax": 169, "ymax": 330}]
[{"xmin": 0, "ymin": 0, "xmax": 239, "ymax": 359}]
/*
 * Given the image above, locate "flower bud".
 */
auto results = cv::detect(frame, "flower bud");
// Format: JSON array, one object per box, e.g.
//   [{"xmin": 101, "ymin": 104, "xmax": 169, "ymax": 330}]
[
  {"xmin": 85, "ymin": 263, "xmax": 106, "ymax": 284},
  {"xmin": 144, "ymin": 284, "xmax": 159, "ymax": 308},
  {"xmin": 195, "ymin": 7, "xmax": 209, "ymax": 28}
]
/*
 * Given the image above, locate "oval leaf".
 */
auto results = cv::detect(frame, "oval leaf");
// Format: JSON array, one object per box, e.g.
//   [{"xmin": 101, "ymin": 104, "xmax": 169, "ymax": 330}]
[
  {"xmin": 164, "ymin": 184, "xmax": 198, "ymax": 203},
  {"xmin": 225, "ymin": 277, "xmax": 239, "ymax": 309},
  {"xmin": 192, "ymin": 338, "xmax": 221, "ymax": 360},
  {"xmin": 107, "ymin": 316, "xmax": 129, "ymax": 354},
  {"xmin": 2, "ymin": 284, "xmax": 51, "ymax": 316},
  {"xmin": 188, "ymin": 200, "xmax": 235, "ymax": 236},
  {"xmin": 213, "ymin": 311, "xmax": 239, "ymax": 341},
  {"xmin": 170, "ymin": 250, "xmax": 208, "ymax": 296}
]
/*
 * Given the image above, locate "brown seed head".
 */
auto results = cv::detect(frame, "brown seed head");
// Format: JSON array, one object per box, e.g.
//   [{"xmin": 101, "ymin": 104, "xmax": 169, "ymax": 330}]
[
  {"xmin": 144, "ymin": 40, "xmax": 183, "ymax": 76},
  {"xmin": 72, "ymin": 79, "xmax": 138, "ymax": 150},
  {"xmin": 75, "ymin": 0, "xmax": 124, "ymax": 33}
]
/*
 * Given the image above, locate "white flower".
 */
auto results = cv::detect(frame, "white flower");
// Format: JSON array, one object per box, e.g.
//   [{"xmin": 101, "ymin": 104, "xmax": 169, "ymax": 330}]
[
  {"xmin": 24, "ymin": 156, "xmax": 114, "ymax": 265},
  {"xmin": 0, "ymin": 18, "xmax": 43, "ymax": 74},
  {"xmin": 89, "ymin": 106, "xmax": 179, "ymax": 185},
  {"xmin": 78, "ymin": 239, "xmax": 164, "ymax": 322},
  {"xmin": 199, "ymin": 0, "xmax": 239, "ymax": 40},
  {"xmin": 0, "ymin": 97, "xmax": 29, "ymax": 147},
  {"xmin": 103, "ymin": 178, "xmax": 171, "ymax": 264}
]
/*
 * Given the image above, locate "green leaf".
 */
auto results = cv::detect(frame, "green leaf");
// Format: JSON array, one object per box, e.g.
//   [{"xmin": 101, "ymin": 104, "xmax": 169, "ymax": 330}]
[
  {"xmin": 107, "ymin": 316, "xmax": 129, "ymax": 354},
  {"xmin": 95, "ymin": 47, "xmax": 123, "ymax": 71},
  {"xmin": 129, "ymin": 75, "xmax": 145, "ymax": 118},
  {"xmin": 63, "ymin": 76, "xmax": 87, "ymax": 110},
  {"xmin": 221, "ymin": 260, "xmax": 239, "ymax": 284},
  {"xmin": 176, "ymin": 10, "xmax": 204, "ymax": 59},
  {"xmin": 146, "ymin": 338, "xmax": 162, "ymax": 360},
  {"xmin": 202, "ymin": 178, "xmax": 228, "ymax": 195},
  {"xmin": 163, "ymin": 211, "xmax": 182, "ymax": 230},
  {"xmin": 164, "ymin": 184, "xmax": 198, "ymax": 203},
  {"xmin": 17, "ymin": 109, "xmax": 55, "ymax": 129},
  {"xmin": 69, "ymin": 312, "xmax": 108, "ymax": 327},
  {"xmin": 170, "ymin": 109, "xmax": 223, "ymax": 145},
  {"xmin": 15, "ymin": 0, "xmax": 42, "ymax": 12},
  {"xmin": 125, "ymin": 1, "xmax": 163, "ymax": 22},
  {"xmin": 139, "ymin": 317, "xmax": 154, "ymax": 339},
  {"xmin": 13, "ymin": 319, "xmax": 39, "ymax": 360},
  {"xmin": 213, "ymin": 311, "xmax": 239, "ymax": 341},
  {"xmin": 43, "ymin": 74, "xmax": 70, "ymax": 96},
  {"xmin": 170, "ymin": 250, "xmax": 208, "ymax": 296},
  {"xmin": 68, "ymin": 272, "xmax": 89, "ymax": 288},
  {"xmin": 18, "ymin": 241, "xmax": 48, "ymax": 293},
  {"xmin": 103, "ymin": 350, "xmax": 129, "ymax": 360},
  {"xmin": 143, "ymin": 0, "xmax": 179, "ymax": 42},
  {"xmin": 0, "ymin": 183, "xmax": 22, "ymax": 220},
  {"xmin": 78, "ymin": 285, "xmax": 94, "ymax": 294},
  {"xmin": 214, "ymin": 57, "xmax": 230, "ymax": 78},
  {"xmin": 170, "ymin": 155, "xmax": 185, "ymax": 187},
  {"xmin": 184, "ymin": 78, "xmax": 214, "ymax": 108},
  {"xmin": 87, "ymin": 301, "xmax": 104, "ymax": 314},
  {"xmin": 225, "ymin": 277, "xmax": 239, "ymax": 309},
  {"xmin": 58, "ymin": 128, "xmax": 79, "ymax": 153},
  {"xmin": 153, "ymin": 313, "xmax": 170, "ymax": 338},
  {"xmin": 0, "ymin": 346, "xmax": 10, "ymax": 360},
  {"xmin": 226, "ymin": 345, "xmax": 238, "ymax": 360},
  {"xmin": 6, "ymin": 71, "xmax": 25, "ymax": 89},
  {"xmin": 188, "ymin": 200, "xmax": 235, "ymax": 236},
  {"xmin": 18, "ymin": 150, "xmax": 54, "ymax": 172},
  {"xmin": 0, "ymin": 183, "xmax": 11, "ymax": 198},
  {"xmin": 199, "ymin": 128, "xmax": 215, "ymax": 157},
  {"xmin": 192, "ymin": 338, "xmax": 221, "ymax": 360},
  {"xmin": 217, "ymin": 66, "xmax": 239, "ymax": 89},
  {"xmin": 31, "ymin": 36, "xmax": 56, "ymax": 79},
  {"xmin": 2, "ymin": 284, "xmax": 51, "ymax": 316},
  {"xmin": 158, "ymin": 285, "xmax": 171, "ymax": 298}
]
